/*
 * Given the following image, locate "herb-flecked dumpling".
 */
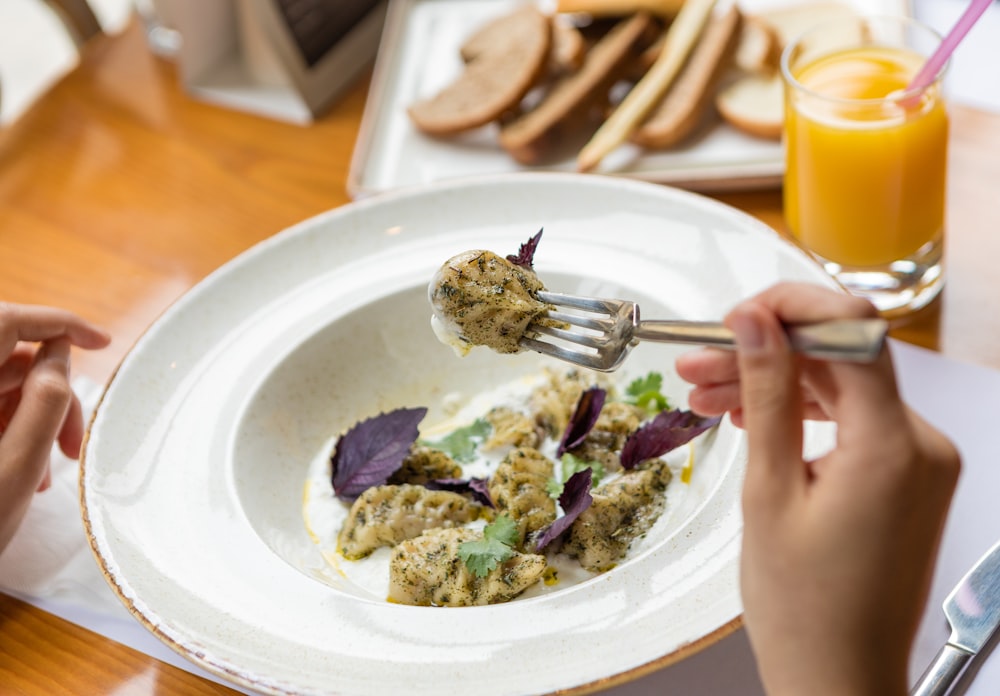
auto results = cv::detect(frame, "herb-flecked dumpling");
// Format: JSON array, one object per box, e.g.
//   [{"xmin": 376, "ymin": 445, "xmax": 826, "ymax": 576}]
[
  {"xmin": 561, "ymin": 459, "xmax": 672, "ymax": 572},
  {"xmin": 387, "ymin": 446, "xmax": 462, "ymax": 485},
  {"xmin": 483, "ymin": 406, "xmax": 542, "ymax": 450},
  {"xmin": 388, "ymin": 527, "xmax": 546, "ymax": 606},
  {"xmin": 529, "ymin": 368, "xmax": 604, "ymax": 438},
  {"xmin": 429, "ymin": 249, "xmax": 552, "ymax": 355},
  {"xmin": 338, "ymin": 484, "xmax": 481, "ymax": 560},
  {"xmin": 488, "ymin": 447, "xmax": 556, "ymax": 548}
]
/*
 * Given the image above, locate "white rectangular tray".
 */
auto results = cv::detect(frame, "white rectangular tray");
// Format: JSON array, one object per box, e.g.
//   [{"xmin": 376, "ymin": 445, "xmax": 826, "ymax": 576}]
[{"xmin": 348, "ymin": 0, "xmax": 911, "ymax": 198}]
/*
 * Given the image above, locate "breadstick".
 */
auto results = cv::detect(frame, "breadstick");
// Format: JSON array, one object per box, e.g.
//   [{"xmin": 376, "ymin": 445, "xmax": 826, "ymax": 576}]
[
  {"xmin": 632, "ymin": 3, "xmax": 742, "ymax": 149},
  {"xmin": 577, "ymin": 0, "xmax": 718, "ymax": 172},
  {"xmin": 556, "ymin": 0, "xmax": 684, "ymax": 18}
]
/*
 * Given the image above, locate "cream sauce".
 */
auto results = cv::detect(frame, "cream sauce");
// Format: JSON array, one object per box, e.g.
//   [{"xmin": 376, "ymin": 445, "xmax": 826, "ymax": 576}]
[{"xmin": 302, "ymin": 369, "xmax": 697, "ymax": 602}]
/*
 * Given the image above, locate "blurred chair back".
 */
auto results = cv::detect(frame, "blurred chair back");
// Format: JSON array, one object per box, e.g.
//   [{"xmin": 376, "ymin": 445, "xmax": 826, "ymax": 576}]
[
  {"xmin": 0, "ymin": 0, "xmax": 106, "ymax": 125},
  {"xmin": 42, "ymin": 0, "xmax": 103, "ymax": 46}
]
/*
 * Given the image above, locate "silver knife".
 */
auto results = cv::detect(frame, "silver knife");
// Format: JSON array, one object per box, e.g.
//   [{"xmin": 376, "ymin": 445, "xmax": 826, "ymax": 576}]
[{"xmin": 912, "ymin": 538, "xmax": 1000, "ymax": 695}]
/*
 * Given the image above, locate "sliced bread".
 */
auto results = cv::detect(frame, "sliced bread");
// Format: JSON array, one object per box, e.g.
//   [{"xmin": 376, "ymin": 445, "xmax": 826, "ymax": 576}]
[
  {"xmin": 548, "ymin": 17, "xmax": 587, "ymax": 75},
  {"xmin": 632, "ymin": 3, "xmax": 743, "ymax": 149},
  {"xmin": 408, "ymin": 6, "xmax": 551, "ymax": 136},
  {"xmin": 499, "ymin": 12, "xmax": 656, "ymax": 164},
  {"xmin": 760, "ymin": 1, "xmax": 861, "ymax": 49},
  {"xmin": 715, "ymin": 72, "xmax": 784, "ymax": 140},
  {"xmin": 714, "ymin": 2, "xmax": 861, "ymax": 140},
  {"xmin": 734, "ymin": 14, "xmax": 781, "ymax": 75}
]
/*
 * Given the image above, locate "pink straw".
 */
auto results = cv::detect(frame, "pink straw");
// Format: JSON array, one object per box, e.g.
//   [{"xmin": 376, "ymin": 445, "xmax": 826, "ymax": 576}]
[{"xmin": 907, "ymin": 0, "xmax": 993, "ymax": 92}]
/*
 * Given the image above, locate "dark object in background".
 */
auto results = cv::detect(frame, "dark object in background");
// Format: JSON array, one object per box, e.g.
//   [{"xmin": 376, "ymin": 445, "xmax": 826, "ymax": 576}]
[
  {"xmin": 170, "ymin": 0, "xmax": 387, "ymax": 123},
  {"xmin": 274, "ymin": 0, "xmax": 380, "ymax": 67}
]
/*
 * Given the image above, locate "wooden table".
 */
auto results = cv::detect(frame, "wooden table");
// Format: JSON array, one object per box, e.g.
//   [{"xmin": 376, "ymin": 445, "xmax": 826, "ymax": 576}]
[{"xmin": 1, "ymin": 16, "xmax": 998, "ymax": 696}]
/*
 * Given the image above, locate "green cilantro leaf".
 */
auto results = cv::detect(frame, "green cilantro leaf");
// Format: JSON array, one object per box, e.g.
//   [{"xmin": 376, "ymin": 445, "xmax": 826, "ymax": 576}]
[
  {"xmin": 458, "ymin": 514, "xmax": 519, "ymax": 578},
  {"xmin": 547, "ymin": 453, "xmax": 605, "ymax": 498},
  {"xmin": 624, "ymin": 372, "xmax": 670, "ymax": 415},
  {"xmin": 545, "ymin": 477, "xmax": 564, "ymax": 499},
  {"xmin": 419, "ymin": 418, "xmax": 491, "ymax": 463}
]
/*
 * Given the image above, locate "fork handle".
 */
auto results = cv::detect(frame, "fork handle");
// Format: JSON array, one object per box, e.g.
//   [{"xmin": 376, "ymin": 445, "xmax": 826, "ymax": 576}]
[{"xmin": 633, "ymin": 318, "xmax": 888, "ymax": 363}]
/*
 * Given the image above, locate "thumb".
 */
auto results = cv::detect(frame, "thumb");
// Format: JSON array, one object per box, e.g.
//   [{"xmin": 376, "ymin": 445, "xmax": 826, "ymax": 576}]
[{"xmin": 729, "ymin": 304, "xmax": 805, "ymax": 502}]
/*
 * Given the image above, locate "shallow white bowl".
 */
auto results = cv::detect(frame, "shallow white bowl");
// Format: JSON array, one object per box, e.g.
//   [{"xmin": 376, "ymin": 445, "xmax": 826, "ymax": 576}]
[{"xmin": 81, "ymin": 173, "xmax": 837, "ymax": 695}]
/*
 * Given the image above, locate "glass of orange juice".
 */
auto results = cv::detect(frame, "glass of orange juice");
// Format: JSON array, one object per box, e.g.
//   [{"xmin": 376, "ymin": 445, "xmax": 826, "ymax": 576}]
[{"xmin": 781, "ymin": 15, "xmax": 948, "ymax": 317}]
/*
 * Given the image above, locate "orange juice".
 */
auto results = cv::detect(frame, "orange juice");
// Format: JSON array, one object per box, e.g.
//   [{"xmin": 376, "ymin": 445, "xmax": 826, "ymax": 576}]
[{"xmin": 784, "ymin": 46, "xmax": 948, "ymax": 267}]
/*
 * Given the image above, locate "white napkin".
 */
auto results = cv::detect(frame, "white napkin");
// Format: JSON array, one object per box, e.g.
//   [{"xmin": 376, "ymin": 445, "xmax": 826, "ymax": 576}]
[
  {"xmin": 0, "ymin": 378, "xmax": 116, "ymax": 614},
  {"xmin": 0, "ymin": 376, "xmax": 246, "ymax": 693},
  {"xmin": 0, "ymin": 0, "xmax": 133, "ymax": 125}
]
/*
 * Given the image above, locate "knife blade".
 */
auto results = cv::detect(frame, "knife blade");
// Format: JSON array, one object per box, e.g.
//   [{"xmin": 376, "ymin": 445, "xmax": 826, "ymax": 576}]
[{"xmin": 911, "ymin": 538, "xmax": 1000, "ymax": 695}]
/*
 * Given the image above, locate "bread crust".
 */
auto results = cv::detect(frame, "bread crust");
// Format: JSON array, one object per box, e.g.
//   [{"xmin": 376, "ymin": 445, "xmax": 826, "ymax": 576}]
[
  {"xmin": 499, "ymin": 12, "xmax": 657, "ymax": 165},
  {"xmin": 407, "ymin": 6, "xmax": 552, "ymax": 136},
  {"xmin": 715, "ymin": 72, "xmax": 784, "ymax": 140},
  {"xmin": 734, "ymin": 14, "xmax": 781, "ymax": 75},
  {"xmin": 632, "ymin": 4, "xmax": 743, "ymax": 149},
  {"xmin": 548, "ymin": 18, "xmax": 587, "ymax": 75}
]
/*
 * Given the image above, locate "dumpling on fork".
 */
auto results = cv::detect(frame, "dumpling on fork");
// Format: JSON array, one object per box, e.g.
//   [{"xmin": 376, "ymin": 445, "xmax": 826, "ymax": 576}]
[{"xmin": 428, "ymin": 249, "xmax": 553, "ymax": 355}]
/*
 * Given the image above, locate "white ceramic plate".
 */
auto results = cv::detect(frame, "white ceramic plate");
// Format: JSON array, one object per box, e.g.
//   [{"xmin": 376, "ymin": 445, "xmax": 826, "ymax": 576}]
[
  {"xmin": 82, "ymin": 174, "xmax": 837, "ymax": 696},
  {"xmin": 348, "ymin": 0, "xmax": 911, "ymax": 198}
]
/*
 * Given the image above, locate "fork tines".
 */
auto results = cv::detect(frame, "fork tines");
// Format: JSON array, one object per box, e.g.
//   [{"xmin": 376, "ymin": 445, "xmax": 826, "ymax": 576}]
[
  {"xmin": 534, "ymin": 290, "xmax": 623, "ymax": 314},
  {"xmin": 532, "ymin": 292, "xmax": 626, "ymax": 343},
  {"xmin": 519, "ymin": 291, "xmax": 636, "ymax": 371}
]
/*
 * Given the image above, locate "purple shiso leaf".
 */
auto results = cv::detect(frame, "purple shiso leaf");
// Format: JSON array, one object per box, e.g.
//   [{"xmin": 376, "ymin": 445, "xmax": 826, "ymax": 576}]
[
  {"xmin": 425, "ymin": 477, "xmax": 495, "ymax": 508},
  {"xmin": 331, "ymin": 407, "xmax": 427, "ymax": 501},
  {"xmin": 467, "ymin": 477, "xmax": 494, "ymax": 508},
  {"xmin": 505, "ymin": 228, "xmax": 544, "ymax": 269},
  {"xmin": 557, "ymin": 387, "xmax": 606, "ymax": 457},
  {"xmin": 619, "ymin": 409, "xmax": 722, "ymax": 470},
  {"xmin": 534, "ymin": 468, "xmax": 593, "ymax": 552}
]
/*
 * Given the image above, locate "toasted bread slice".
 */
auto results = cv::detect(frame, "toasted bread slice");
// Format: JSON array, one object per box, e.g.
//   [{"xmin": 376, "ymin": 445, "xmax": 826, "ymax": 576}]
[
  {"xmin": 499, "ymin": 12, "xmax": 656, "ymax": 164},
  {"xmin": 760, "ymin": 1, "xmax": 862, "ymax": 51},
  {"xmin": 633, "ymin": 32, "xmax": 664, "ymax": 76},
  {"xmin": 715, "ymin": 72, "xmax": 784, "ymax": 140},
  {"xmin": 632, "ymin": 3, "xmax": 742, "ymax": 149},
  {"xmin": 632, "ymin": 5, "xmax": 775, "ymax": 79},
  {"xmin": 735, "ymin": 14, "xmax": 781, "ymax": 75},
  {"xmin": 549, "ymin": 17, "xmax": 587, "ymax": 75},
  {"xmin": 715, "ymin": 2, "xmax": 861, "ymax": 141},
  {"xmin": 408, "ymin": 6, "xmax": 551, "ymax": 136},
  {"xmin": 460, "ymin": 12, "xmax": 582, "ymax": 77}
]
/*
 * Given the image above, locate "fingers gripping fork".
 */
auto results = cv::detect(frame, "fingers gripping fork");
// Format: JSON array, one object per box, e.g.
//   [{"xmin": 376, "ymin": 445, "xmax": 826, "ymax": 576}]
[{"xmin": 519, "ymin": 291, "xmax": 889, "ymax": 372}]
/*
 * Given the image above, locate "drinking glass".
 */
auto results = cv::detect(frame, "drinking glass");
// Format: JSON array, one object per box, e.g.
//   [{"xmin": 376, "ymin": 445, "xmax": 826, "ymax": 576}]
[{"xmin": 781, "ymin": 15, "xmax": 948, "ymax": 317}]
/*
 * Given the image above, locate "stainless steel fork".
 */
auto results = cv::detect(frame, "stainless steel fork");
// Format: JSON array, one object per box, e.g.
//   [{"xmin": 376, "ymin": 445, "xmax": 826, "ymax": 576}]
[{"xmin": 519, "ymin": 291, "xmax": 889, "ymax": 372}]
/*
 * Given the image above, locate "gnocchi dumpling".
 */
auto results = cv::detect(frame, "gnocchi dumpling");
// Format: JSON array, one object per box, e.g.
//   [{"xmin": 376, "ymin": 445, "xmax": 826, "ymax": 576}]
[
  {"xmin": 338, "ymin": 484, "xmax": 482, "ymax": 560},
  {"xmin": 562, "ymin": 460, "xmax": 672, "ymax": 573},
  {"xmin": 488, "ymin": 447, "xmax": 556, "ymax": 548},
  {"xmin": 388, "ymin": 527, "xmax": 546, "ymax": 606}
]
